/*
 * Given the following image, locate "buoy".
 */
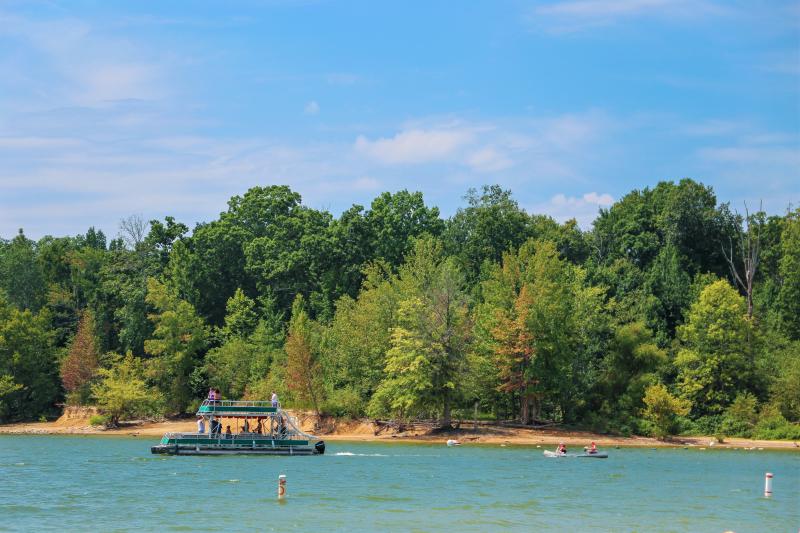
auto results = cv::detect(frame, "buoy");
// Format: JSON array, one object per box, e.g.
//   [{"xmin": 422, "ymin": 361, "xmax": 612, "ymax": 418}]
[
  {"xmin": 764, "ymin": 472, "xmax": 773, "ymax": 497},
  {"xmin": 278, "ymin": 474, "xmax": 286, "ymax": 500}
]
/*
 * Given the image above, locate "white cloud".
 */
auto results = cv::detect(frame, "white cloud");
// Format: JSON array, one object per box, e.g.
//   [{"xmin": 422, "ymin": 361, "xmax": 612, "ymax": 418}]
[
  {"xmin": 532, "ymin": 192, "xmax": 615, "ymax": 228},
  {"xmin": 304, "ymin": 100, "xmax": 320, "ymax": 115},
  {"xmin": 354, "ymin": 128, "xmax": 474, "ymax": 165}
]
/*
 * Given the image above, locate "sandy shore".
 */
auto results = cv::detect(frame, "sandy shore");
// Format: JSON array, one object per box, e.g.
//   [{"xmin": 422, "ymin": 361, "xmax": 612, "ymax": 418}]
[{"xmin": 1, "ymin": 415, "xmax": 798, "ymax": 450}]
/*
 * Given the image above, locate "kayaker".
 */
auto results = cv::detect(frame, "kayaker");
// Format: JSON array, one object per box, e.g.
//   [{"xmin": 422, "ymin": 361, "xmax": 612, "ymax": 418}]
[
  {"xmin": 558, "ymin": 443, "xmax": 567, "ymax": 455},
  {"xmin": 588, "ymin": 441, "xmax": 598, "ymax": 454}
]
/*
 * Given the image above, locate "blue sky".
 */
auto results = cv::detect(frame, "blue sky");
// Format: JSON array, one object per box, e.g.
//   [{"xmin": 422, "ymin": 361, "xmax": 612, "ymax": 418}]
[{"xmin": 1, "ymin": 0, "xmax": 798, "ymax": 239}]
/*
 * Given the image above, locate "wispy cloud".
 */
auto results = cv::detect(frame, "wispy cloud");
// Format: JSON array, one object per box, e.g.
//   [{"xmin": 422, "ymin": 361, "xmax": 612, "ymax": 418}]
[
  {"xmin": 0, "ymin": 11, "xmax": 170, "ymax": 107},
  {"xmin": 304, "ymin": 100, "xmax": 320, "ymax": 115},
  {"xmin": 530, "ymin": 0, "xmax": 731, "ymax": 33}
]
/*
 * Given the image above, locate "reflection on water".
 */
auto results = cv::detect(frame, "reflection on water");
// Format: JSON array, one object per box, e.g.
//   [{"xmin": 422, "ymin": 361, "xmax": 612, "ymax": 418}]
[{"xmin": 0, "ymin": 435, "xmax": 798, "ymax": 532}]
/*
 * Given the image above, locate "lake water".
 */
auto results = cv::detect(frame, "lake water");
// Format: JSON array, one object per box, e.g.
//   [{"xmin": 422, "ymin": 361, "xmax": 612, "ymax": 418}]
[{"xmin": 1, "ymin": 436, "xmax": 798, "ymax": 532}]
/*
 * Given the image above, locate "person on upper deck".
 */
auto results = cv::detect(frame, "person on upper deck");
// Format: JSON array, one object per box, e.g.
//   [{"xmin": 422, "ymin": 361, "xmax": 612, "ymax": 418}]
[{"xmin": 271, "ymin": 391, "xmax": 279, "ymax": 408}]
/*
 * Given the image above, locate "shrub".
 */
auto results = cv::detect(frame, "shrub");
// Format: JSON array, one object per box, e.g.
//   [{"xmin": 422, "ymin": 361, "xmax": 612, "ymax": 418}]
[
  {"xmin": 89, "ymin": 414, "xmax": 109, "ymax": 427},
  {"xmin": 643, "ymin": 383, "xmax": 691, "ymax": 439},
  {"xmin": 753, "ymin": 404, "xmax": 800, "ymax": 440},
  {"xmin": 322, "ymin": 387, "xmax": 364, "ymax": 418},
  {"xmin": 719, "ymin": 393, "xmax": 759, "ymax": 437}
]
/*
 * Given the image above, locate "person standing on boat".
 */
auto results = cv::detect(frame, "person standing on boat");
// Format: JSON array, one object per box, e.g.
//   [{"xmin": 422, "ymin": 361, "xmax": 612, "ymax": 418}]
[
  {"xmin": 271, "ymin": 391, "xmax": 279, "ymax": 408},
  {"xmin": 197, "ymin": 416, "xmax": 205, "ymax": 434}
]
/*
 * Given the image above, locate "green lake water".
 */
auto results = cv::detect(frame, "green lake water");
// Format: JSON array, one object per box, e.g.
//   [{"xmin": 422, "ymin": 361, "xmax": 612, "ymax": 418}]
[{"xmin": 1, "ymin": 436, "xmax": 798, "ymax": 532}]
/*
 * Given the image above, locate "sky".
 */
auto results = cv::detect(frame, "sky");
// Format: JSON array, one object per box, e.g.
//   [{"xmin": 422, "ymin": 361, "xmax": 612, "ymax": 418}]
[{"xmin": 1, "ymin": 0, "xmax": 798, "ymax": 239}]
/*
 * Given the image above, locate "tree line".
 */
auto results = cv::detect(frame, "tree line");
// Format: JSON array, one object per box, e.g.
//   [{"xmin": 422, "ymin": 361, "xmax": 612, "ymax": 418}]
[{"xmin": 1, "ymin": 181, "xmax": 798, "ymax": 439}]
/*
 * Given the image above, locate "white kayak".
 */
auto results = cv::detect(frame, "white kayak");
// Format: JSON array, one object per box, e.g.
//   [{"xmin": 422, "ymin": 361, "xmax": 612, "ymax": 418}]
[{"xmin": 543, "ymin": 450, "xmax": 608, "ymax": 458}]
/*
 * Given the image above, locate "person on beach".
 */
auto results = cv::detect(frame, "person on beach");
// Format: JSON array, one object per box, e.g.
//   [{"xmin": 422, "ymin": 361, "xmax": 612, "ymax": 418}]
[
  {"xmin": 197, "ymin": 416, "xmax": 205, "ymax": 434},
  {"xmin": 271, "ymin": 391, "xmax": 278, "ymax": 408}
]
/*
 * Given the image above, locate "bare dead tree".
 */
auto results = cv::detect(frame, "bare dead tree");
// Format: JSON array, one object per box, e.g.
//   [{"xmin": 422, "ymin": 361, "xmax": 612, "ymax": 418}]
[
  {"xmin": 119, "ymin": 214, "xmax": 149, "ymax": 251},
  {"xmin": 721, "ymin": 202, "xmax": 762, "ymax": 318}
]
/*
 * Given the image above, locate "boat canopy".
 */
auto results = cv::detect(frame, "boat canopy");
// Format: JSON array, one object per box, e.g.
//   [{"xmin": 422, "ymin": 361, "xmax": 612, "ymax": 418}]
[{"xmin": 197, "ymin": 399, "xmax": 278, "ymax": 418}]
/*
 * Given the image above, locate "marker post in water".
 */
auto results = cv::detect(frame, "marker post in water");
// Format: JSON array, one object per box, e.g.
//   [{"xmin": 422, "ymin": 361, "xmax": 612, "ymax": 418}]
[
  {"xmin": 764, "ymin": 472, "xmax": 773, "ymax": 497},
  {"xmin": 278, "ymin": 474, "xmax": 287, "ymax": 500}
]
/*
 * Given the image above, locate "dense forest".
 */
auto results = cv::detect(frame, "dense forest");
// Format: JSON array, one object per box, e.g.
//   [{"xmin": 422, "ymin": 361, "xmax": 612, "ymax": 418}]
[{"xmin": 1, "ymin": 180, "xmax": 798, "ymax": 440}]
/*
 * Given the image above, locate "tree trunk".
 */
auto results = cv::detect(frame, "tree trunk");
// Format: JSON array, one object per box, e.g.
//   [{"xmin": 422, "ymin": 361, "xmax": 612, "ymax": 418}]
[{"xmin": 442, "ymin": 394, "xmax": 452, "ymax": 428}]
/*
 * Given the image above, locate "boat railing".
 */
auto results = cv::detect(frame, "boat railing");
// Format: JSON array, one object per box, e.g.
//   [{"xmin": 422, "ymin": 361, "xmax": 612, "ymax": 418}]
[{"xmin": 201, "ymin": 399, "xmax": 280, "ymax": 409}]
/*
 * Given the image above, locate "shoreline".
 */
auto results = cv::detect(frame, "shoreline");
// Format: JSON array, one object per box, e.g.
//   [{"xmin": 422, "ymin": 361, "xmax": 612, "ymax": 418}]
[{"xmin": 1, "ymin": 418, "xmax": 798, "ymax": 450}]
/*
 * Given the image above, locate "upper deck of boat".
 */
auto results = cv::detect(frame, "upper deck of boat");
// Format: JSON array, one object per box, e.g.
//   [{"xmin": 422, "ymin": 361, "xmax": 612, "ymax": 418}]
[{"xmin": 197, "ymin": 399, "xmax": 279, "ymax": 417}]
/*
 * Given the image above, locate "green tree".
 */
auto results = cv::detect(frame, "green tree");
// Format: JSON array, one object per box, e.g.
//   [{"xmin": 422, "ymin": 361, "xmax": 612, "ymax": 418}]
[
  {"xmin": 222, "ymin": 288, "xmax": 258, "ymax": 339},
  {"xmin": 369, "ymin": 238, "xmax": 470, "ymax": 427},
  {"xmin": 0, "ymin": 296, "xmax": 59, "ymax": 421},
  {"xmin": 0, "ymin": 229, "xmax": 46, "ymax": 311},
  {"xmin": 366, "ymin": 190, "xmax": 444, "ymax": 268},
  {"xmin": 776, "ymin": 209, "xmax": 800, "ymax": 338},
  {"xmin": 444, "ymin": 185, "xmax": 531, "ymax": 282},
  {"xmin": 144, "ymin": 278, "xmax": 209, "ymax": 413},
  {"xmin": 284, "ymin": 295, "xmax": 323, "ymax": 415},
  {"xmin": 675, "ymin": 280, "xmax": 754, "ymax": 415},
  {"xmin": 642, "ymin": 383, "xmax": 691, "ymax": 439},
  {"xmin": 325, "ymin": 264, "xmax": 398, "ymax": 413},
  {"xmin": 92, "ymin": 353, "xmax": 164, "ymax": 425},
  {"xmin": 599, "ymin": 322, "xmax": 666, "ymax": 419}
]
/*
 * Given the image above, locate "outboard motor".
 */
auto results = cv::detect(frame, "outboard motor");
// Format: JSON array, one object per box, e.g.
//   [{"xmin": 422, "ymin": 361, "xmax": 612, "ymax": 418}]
[{"xmin": 314, "ymin": 441, "xmax": 326, "ymax": 455}]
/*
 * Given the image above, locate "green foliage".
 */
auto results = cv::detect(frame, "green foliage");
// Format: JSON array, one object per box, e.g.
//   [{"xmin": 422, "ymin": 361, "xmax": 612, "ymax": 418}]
[
  {"xmin": 0, "ymin": 297, "xmax": 60, "ymax": 422},
  {"xmin": 369, "ymin": 238, "xmax": 471, "ymax": 426},
  {"xmin": 720, "ymin": 393, "xmax": 759, "ymax": 437},
  {"xmin": 89, "ymin": 414, "xmax": 110, "ymax": 426},
  {"xmin": 776, "ymin": 209, "xmax": 800, "ymax": 339},
  {"xmin": 2, "ymin": 181, "xmax": 797, "ymax": 442},
  {"xmin": 675, "ymin": 280, "xmax": 754, "ymax": 415},
  {"xmin": 144, "ymin": 278, "xmax": 209, "ymax": 413},
  {"xmin": 642, "ymin": 383, "xmax": 691, "ymax": 439},
  {"xmin": 92, "ymin": 353, "xmax": 164, "ymax": 425},
  {"xmin": 284, "ymin": 295, "xmax": 324, "ymax": 414}
]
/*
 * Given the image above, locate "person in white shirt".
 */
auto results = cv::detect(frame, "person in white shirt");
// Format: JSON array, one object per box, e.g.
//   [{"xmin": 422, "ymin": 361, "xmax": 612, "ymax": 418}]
[
  {"xmin": 197, "ymin": 416, "xmax": 205, "ymax": 434},
  {"xmin": 271, "ymin": 391, "xmax": 279, "ymax": 408}
]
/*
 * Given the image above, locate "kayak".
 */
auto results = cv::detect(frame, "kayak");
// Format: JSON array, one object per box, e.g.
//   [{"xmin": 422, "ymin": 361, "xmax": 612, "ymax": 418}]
[{"xmin": 543, "ymin": 450, "xmax": 608, "ymax": 459}]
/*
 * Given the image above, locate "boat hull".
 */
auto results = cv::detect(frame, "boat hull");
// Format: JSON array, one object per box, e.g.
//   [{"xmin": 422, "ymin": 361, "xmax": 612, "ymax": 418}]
[
  {"xmin": 543, "ymin": 450, "xmax": 608, "ymax": 458},
  {"xmin": 151, "ymin": 444, "xmax": 321, "ymax": 456}
]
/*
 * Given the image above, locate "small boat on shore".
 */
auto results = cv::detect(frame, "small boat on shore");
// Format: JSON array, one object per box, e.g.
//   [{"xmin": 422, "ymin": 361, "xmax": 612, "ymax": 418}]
[
  {"xmin": 151, "ymin": 400, "xmax": 325, "ymax": 456},
  {"xmin": 543, "ymin": 450, "xmax": 608, "ymax": 459}
]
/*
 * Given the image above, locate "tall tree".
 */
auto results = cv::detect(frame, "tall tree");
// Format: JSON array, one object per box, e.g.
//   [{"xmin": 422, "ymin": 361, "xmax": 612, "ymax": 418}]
[
  {"xmin": 366, "ymin": 190, "xmax": 444, "ymax": 268},
  {"xmin": 144, "ymin": 278, "xmax": 209, "ymax": 413},
  {"xmin": 444, "ymin": 185, "xmax": 531, "ymax": 282},
  {"xmin": 0, "ymin": 296, "xmax": 59, "ymax": 421},
  {"xmin": 776, "ymin": 209, "xmax": 800, "ymax": 338},
  {"xmin": 674, "ymin": 280, "xmax": 754, "ymax": 415},
  {"xmin": 284, "ymin": 295, "xmax": 323, "ymax": 415},
  {"xmin": 369, "ymin": 238, "xmax": 471, "ymax": 427},
  {"xmin": 60, "ymin": 310, "xmax": 100, "ymax": 404},
  {"xmin": 721, "ymin": 205, "xmax": 762, "ymax": 318}
]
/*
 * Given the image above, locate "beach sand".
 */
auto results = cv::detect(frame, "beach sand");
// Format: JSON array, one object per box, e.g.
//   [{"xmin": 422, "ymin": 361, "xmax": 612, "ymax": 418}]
[{"xmin": 1, "ymin": 409, "xmax": 797, "ymax": 450}]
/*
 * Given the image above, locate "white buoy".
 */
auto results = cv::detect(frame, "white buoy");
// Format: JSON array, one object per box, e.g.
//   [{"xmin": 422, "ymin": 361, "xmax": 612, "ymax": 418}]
[
  {"xmin": 278, "ymin": 474, "xmax": 287, "ymax": 500},
  {"xmin": 764, "ymin": 472, "xmax": 773, "ymax": 497}
]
